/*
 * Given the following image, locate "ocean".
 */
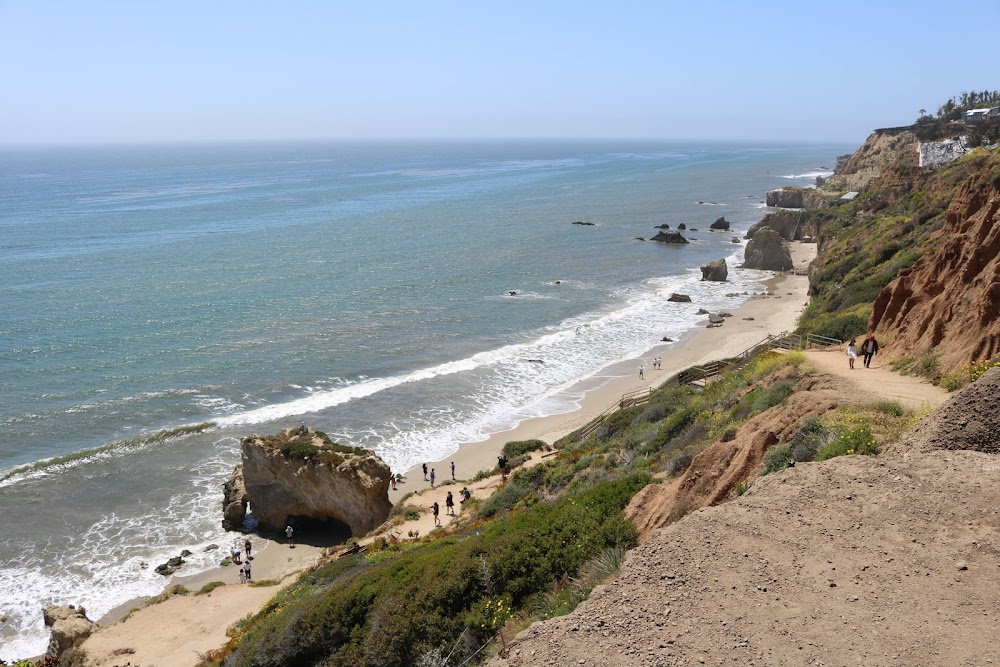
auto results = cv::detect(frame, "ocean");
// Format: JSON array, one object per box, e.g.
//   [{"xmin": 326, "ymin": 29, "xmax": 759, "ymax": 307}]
[{"xmin": 0, "ymin": 140, "xmax": 847, "ymax": 657}]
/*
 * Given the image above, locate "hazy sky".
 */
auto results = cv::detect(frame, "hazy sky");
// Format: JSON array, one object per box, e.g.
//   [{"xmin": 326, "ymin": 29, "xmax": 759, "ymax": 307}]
[{"xmin": 1, "ymin": 1, "xmax": 997, "ymax": 144}]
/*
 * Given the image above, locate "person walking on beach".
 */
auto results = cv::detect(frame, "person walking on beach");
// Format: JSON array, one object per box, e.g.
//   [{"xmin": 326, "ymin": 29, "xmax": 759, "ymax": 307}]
[
  {"xmin": 231, "ymin": 546, "xmax": 241, "ymax": 564},
  {"xmin": 450, "ymin": 461, "xmax": 455, "ymax": 480},
  {"xmin": 243, "ymin": 559, "xmax": 252, "ymax": 583},
  {"xmin": 846, "ymin": 339, "xmax": 858, "ymax": 370},
  {"xmin": 244, "ymin": 538, "xmax": 252, "ymax": 560},
  {"xmin": 432, "ymin": 501, "xmax": 441, "ymax": 526},
  {"xmin": 423, "ymin": 463, "xmax": 428, "ymax": 481},
  {"xmin": 445, "ymin": 491, "xmax": 455, "ymax": 516},
  {"xmin": 390, "ymin": 473, "xmax": 397, "ymax": 490},
  {"xmin": 285, "ymin": 524, "xmax": 294, "ymax": 546},
  {"xmin": 862, "ymin": 334, "xmax": 879, "ymax": 368},
  {"xmin": 430, "ymin": 468, "xmax": 436, "ymax": 487},
  {"xmin": 639, "ymin": 364, "xmax": 644, "ymax": 379}
]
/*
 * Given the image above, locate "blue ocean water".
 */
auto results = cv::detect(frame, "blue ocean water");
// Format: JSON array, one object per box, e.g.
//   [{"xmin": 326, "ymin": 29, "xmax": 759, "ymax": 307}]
[{"xmin": 0, "ymin": 140, "xmax": 847, "ymax": 657}]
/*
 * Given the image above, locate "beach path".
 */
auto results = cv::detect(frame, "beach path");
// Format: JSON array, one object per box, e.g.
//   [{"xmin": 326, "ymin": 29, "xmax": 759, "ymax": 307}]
[{"xmin": 803, "ymin": 347, "xmax": 948, "ymax": 409}]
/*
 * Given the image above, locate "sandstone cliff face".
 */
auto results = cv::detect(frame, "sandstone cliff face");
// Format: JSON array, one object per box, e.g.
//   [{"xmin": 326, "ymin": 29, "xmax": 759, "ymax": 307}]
[
  {"xmin": 741, "ymin": 228, "xmax": 793, "ymax": 271},
  {"xmin": 765, "ymin": 187, "xmax": 828, "ymax": 209},
  {"xmin": 626, "ymin": 374, "xmax": 841, "ymax": 540},
  {"xmin": 870, "ymin": 163, "xmax": 1000, "ymax": 371},
  {"xmin": 225, "ymin": 430, "xmax": 393, "ymax": 537},
  {"xmin": 826, "ymin": 128, "xmax": 919, "ymax": 191},
  {"xmin": 744, "ymin": 209, "xmax": 818, "ymax": 241}
]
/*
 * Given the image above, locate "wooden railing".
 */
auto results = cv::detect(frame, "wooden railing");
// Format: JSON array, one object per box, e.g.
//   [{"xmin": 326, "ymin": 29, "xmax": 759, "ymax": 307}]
[{"xmin": 577, "ymin": 387, "xmax": 652, "ymax": 441}]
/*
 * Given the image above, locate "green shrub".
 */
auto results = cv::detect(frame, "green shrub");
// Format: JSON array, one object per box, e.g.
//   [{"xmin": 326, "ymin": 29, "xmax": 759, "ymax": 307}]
[
  {"xmin": 938, "ymin": 372, "xmax": 966, "ymax": 392},
  {"xmin": 760, "ymin": 444, "xmax": 794, "ymax": 475},
  {"xmin": 502, "ymin": 439, "xmax": 545, "ymax": 459},
  {"xmin": 224, "ymin": 475, "xmax": 649, "ymax": 667},
  {"xmin": 477, "ymin": 480, "xmax": 537, "ymax": 519},
  {"xmin": 281, "ymin": 441, "xmax": 320, "ymax": 460},
  {"xmin": 196, "ymin": 581, "xmax": 226, "ymax": 595},
  {"xmin": 789, "ymin": 417, "xmax": 826, "ymax": 462},
  {"xmin": 816, "ymin": 422, "xmax": 879, "ymax": 460},
  {"xmin": 733, "ymin": 480, "xmax": 750, "ymax": 497},
  {"xmin": 872, "ymin": 400, "xmax": 905, "ymax": 417},
  {"xmin": 805, "ymin": 310, "xmax": 869, "ymax": 343}
]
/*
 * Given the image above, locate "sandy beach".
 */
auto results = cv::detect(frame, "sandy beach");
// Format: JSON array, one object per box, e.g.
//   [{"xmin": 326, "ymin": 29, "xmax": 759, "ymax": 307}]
[
  {"xmin": 78, "ymin": 241, "xmax": 815, "ymax": 667},
  {"xmin": 392, "ymin": 241, "xmax": 816, "ymax": 497}
]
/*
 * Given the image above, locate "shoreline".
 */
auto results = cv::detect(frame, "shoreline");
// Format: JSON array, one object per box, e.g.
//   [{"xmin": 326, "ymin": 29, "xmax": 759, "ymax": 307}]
[
  {"xmin": 74, "ymin": 242, "xmax": 815, "ymax": 667},
  {"xmin": 391, "ymin": 241, "xmax": 816, "ymax": 497}
]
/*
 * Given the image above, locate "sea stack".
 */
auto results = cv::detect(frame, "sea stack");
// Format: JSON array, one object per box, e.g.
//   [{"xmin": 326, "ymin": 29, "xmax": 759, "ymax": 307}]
[{"xmin": 222, "ymin": 427, "xmax": 392, "ymax": 537}]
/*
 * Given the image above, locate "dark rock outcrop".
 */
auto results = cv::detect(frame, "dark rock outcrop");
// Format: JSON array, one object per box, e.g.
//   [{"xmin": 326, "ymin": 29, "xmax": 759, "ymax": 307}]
[
  {"xmin": 653, "ymin": 224, "xmax": 671, "ymax": 229},
  {"xmin": 741, "ymin": 229, "xmax": 793, "ymax": 271},
  {"xmin": 677, "ymin": 223, "xmax": 687, "ymax": 230},
  {"xmin": 651, "ymin": 230, "xmax": 688, "ymax": 244},
  {"xmin": 44, "ymin": 605, "xmax": 97, "ymax": 657},
  {"xmin": 225, "ymin": 428, "xmax": 393, "ymax": 537},
  {"xmin": 710, "ymin": 217, "xmax": 730, "ymax": 231},
  {"xmin": 700, "ymin": 258, "xmax": 728, "ymax": 282},
  {"xmin": 668, "ymin": 293, "xmax": 691, "ymax": 303},
  {"xmin": 571, "ymin": 221, "xmax": 596, "ymax": 226},
  {"xmin": 744, "ymin": 209, "xmax": 819, "ymax": 241}
]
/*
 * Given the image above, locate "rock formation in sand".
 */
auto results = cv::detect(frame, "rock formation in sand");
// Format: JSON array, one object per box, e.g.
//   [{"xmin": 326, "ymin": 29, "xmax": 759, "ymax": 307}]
[
  {"xmin": 44, "ymin": 605, "xmax": 98, "ymax": 657},
  {"xmin": 741, "ymin": 228, "xmax": 793, "ymax": 271},
  {"xmin": 699, "ymin": 258, "xmax": 728, "ymax": 282},
  {"xmin": 871, "ymin": 164, "xmax": 1000, "ymax": 369},
  {"xmin": 222, "ymin": 427, "xmax": 392, "ymax": 537}
]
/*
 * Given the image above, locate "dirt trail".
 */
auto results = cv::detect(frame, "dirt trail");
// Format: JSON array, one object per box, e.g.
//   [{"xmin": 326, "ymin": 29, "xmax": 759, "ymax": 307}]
[{"xmin": 803, "ymin": 347, "xmax": 948, "ymax": 409}]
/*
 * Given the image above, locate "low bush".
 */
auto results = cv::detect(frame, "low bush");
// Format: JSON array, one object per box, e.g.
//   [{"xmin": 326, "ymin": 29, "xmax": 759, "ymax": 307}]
[
  {"xmin": 225, "ymin": 475, "xmax": 649, "ymax": 667},
  {"xmin": 196, "ymin": 581, "xmax": 225, "ymax": 595},
  {"xmin": 665, "ymin": 449, "xmax": 693, "ymax": 476},
  {"xmin": 816, "ymin": 422, "xmax": 879, "ymax": 460},
  {"xmin": 280, "ymin": 441, "xmax": 320, "ymax": 460},
  {"xmin": 477, "ymin": 480, "xmax": 537, "ymax": 519},
  {"xmin": 760, "ymin": 444, "xmax": 794, "ymax": 475},
  {"xmin": 502, "ymin": 439, "xmax": 545, "ymax": 459},
  {"xmin": 786, "ymin": 416, "xmax": 827, "ymax": 462}
]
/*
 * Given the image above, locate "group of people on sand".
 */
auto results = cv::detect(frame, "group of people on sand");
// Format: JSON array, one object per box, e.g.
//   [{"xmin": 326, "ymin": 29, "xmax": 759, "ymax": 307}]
[
  {"xmin": 639, "ymin": 357, "xmax": 663, "ymax": 379},
  {"xmin": 234, "ymin": 537, "xmax": 254, "ymax": 582},
  {"xmin": 846, "ymin": 334, "xmax": 879, "ymax": 370},
  {"xmin": 420, "ymin": 460, "xmax": 457, "ymax": 488}
]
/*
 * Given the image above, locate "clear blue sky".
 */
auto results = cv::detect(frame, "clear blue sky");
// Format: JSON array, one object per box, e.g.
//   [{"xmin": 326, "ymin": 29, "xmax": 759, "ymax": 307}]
[{"xmin": 1, "ymin": 0, "xmax": 997, "ymax": 144}]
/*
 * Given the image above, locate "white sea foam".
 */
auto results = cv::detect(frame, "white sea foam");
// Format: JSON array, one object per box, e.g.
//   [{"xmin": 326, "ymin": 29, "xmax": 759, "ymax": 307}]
[
  {"xmin": 780, "ymin": 170, "xmax": 834, "ymax": 180},
  {"xmin": 0, "ymin": 443, "xmax": 237, "ymax": 660}
]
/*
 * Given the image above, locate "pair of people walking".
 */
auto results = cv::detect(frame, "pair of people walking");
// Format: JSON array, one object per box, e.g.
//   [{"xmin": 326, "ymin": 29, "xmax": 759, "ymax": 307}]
[{"xmin": 847, "ymin": 334, "xmax": 879, "ymax": 369}]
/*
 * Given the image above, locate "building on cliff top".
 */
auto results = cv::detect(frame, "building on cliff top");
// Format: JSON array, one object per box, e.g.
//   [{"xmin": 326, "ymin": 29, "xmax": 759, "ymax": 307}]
[{"xmin": 965, "ymin": 107, "xmax": 999, "ymax": 123}]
